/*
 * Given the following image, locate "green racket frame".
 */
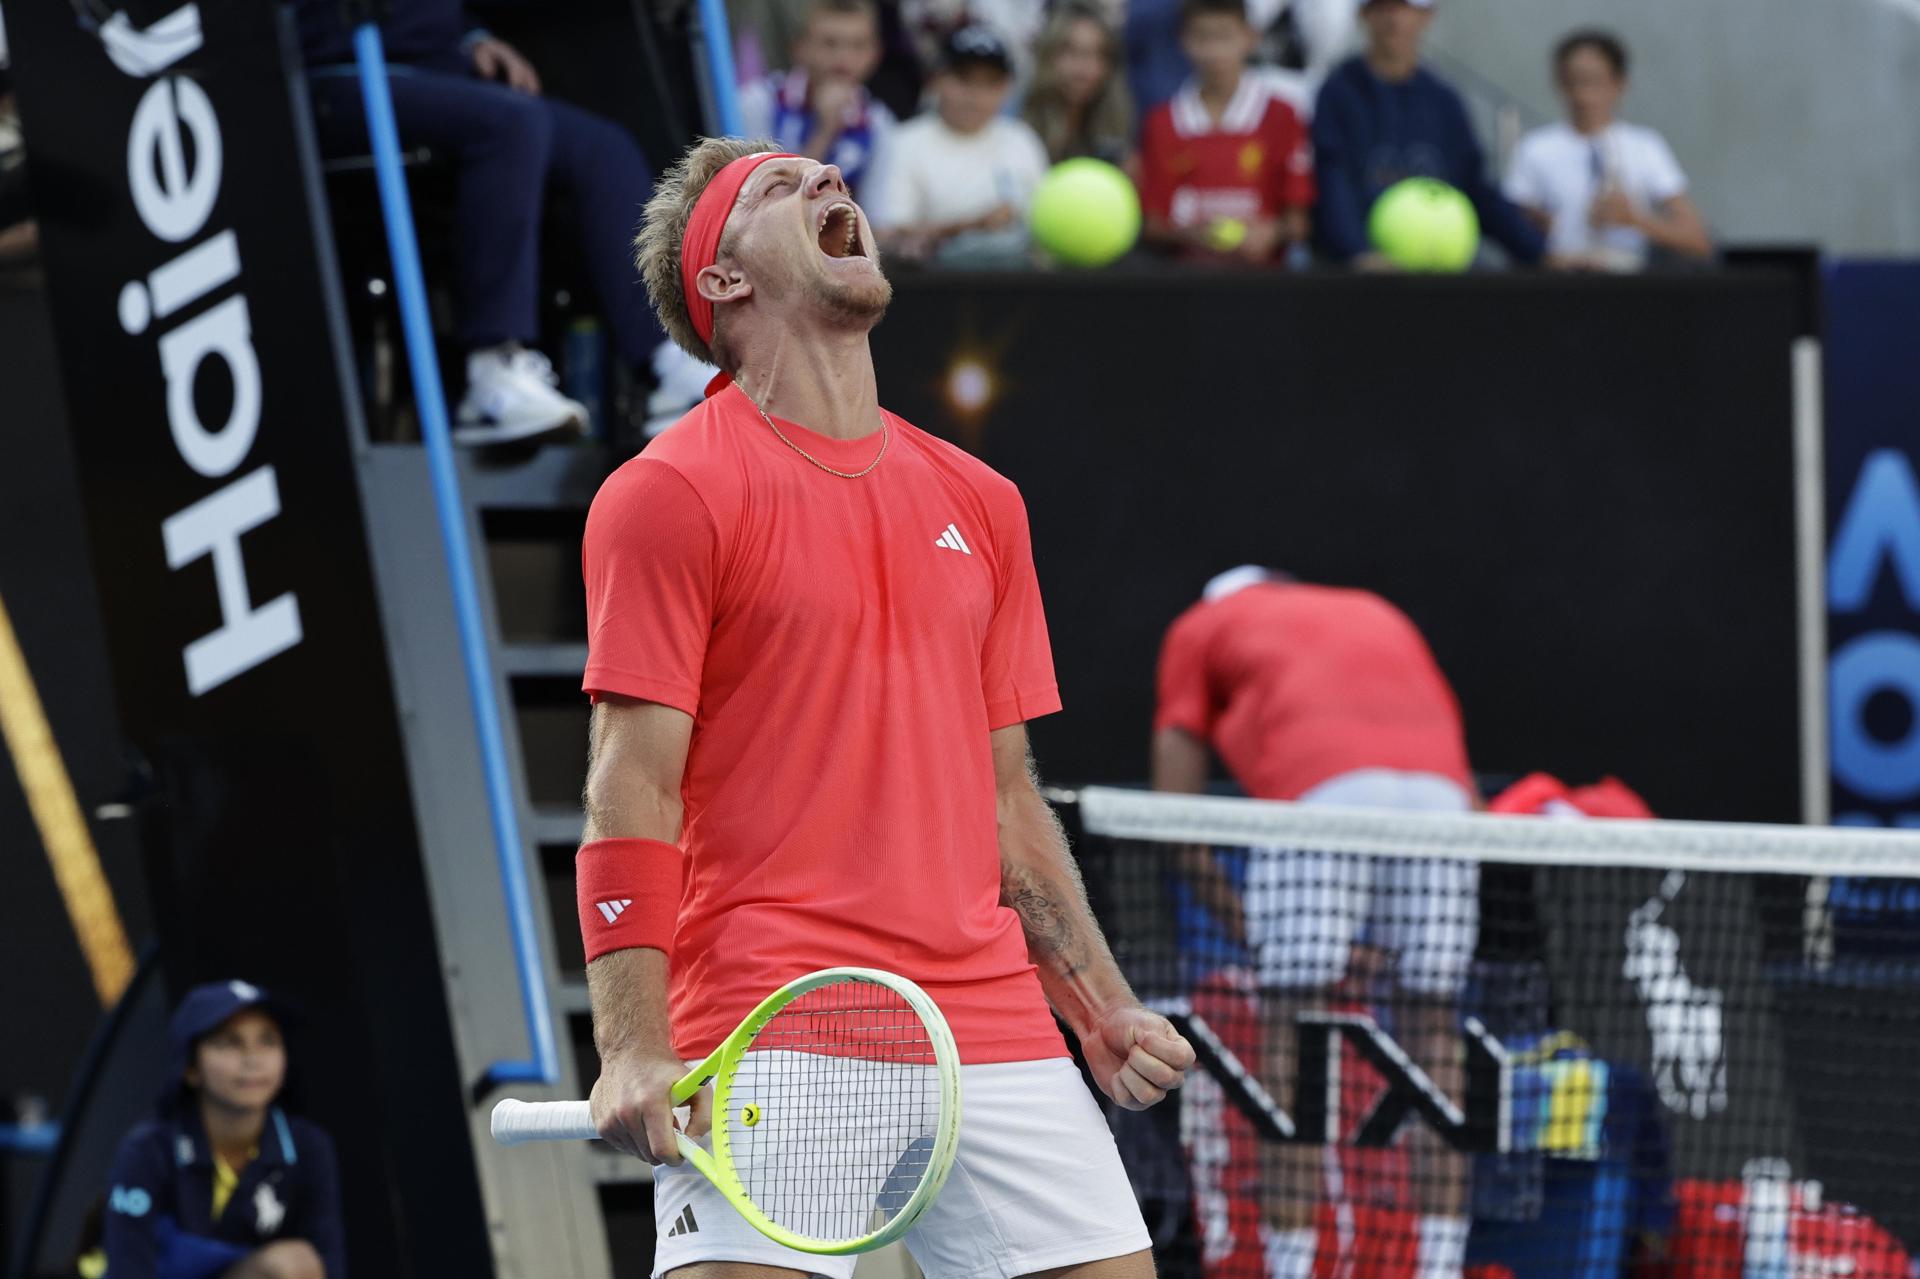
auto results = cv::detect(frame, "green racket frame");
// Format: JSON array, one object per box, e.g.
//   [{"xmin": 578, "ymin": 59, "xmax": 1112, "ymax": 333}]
[{"xmin": 666, "ymin": 966, "xmax": 963, "ymax": 1254}]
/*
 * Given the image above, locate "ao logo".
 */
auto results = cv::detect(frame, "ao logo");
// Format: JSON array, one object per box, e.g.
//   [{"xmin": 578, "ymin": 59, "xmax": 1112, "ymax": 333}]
[
  {"xmin": 110, "ymin": 1185, "xmax": 152, "ymax": 1217},
  {"xmin": 1828, "ymin": 449, "xmax": 1920, "ymax": 808}
]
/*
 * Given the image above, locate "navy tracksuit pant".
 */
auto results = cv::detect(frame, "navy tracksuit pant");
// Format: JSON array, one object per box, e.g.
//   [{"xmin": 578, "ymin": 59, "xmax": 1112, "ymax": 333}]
[{"xmin": 308, "ymin": 57, "xmax": 663, "ymax": 367}]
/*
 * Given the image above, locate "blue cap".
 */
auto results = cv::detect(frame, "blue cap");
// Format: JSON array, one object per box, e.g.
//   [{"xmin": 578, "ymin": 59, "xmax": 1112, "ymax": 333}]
[{"xmin": 167, "ymin": 979, "xmax": 292, "ymax": 1085}]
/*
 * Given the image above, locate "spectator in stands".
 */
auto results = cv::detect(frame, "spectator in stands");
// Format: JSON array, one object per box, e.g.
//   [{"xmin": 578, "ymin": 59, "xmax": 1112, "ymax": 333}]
[
  {"xmin": 898, "ymin": 0, "xmax": 1048, "ymax": 89},
  {"xmin": 1137, "ymin": 0, "xmax": 1314, "ymax": 263},
  {"xmin": 732, "ymin": 0, "xmax": 925, "ymax": 125},
  {"xmin": 1504, "ymin": 31, "xmax": 1712, "ymax": 270},
  {"xmin": 865, "ymin": 25, "xmax": 1050, "ymax": 265},
  {"xmin": 295, "ymin": 0, "xmax": 681, "ymax": 444},
  {"xmin": 1024, "ymin": 3, "xmax": 1135, "ymax": 167},
  {"xmin": 103, "ymin": 981, "xmax": 344, "ymax": 1279},
  {"xmin": 1311, "ymin": 0, "xmax": 1544, "ymax": 268},
  {"xmin": 1254, "ymin": 0, "xmax": 1358, "ymax": 100},
  {"xmin": 741, "ymin": 0, "xmax": 896, "ymax": 197},
  {"xmin": 1152, "ymin": 567, "xmax": 1478, "ymax": 1279}
]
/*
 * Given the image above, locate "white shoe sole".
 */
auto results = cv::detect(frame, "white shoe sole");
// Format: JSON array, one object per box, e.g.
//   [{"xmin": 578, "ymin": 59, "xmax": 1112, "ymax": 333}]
[
  {"xmin": 450, "ymin": 414, "xmax": 586, "ymax": 446},
  {"xmin": 451, "ymin": 396, "xmax": 590, "ymax": 445}
]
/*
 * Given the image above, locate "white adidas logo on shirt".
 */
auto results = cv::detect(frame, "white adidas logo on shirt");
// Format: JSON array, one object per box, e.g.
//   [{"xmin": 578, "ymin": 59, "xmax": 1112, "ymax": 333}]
[
  {"xmin": 595, "ymin": 899, "xmax": 633, "ymax": 924},
  {"xmin": 934, "ymin": 523, "xmax": 972, "ymax": 555}
]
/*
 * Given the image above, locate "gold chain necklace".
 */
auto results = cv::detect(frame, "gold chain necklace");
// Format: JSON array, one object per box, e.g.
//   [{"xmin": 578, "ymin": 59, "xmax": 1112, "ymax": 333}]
[{"xmin": 743, "ymin": 392, "xmax": 889, "ymax": 479}]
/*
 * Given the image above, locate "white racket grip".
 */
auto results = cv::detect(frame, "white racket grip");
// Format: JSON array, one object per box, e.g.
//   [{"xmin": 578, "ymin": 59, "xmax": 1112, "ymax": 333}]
[{"xmin": 490, "ymin": 1098, "xmax": 597, "ymax": 1146}]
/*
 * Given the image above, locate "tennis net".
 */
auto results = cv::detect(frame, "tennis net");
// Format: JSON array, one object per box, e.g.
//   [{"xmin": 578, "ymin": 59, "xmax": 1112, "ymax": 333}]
[{"xmin": 1064, "ymin": 785, "xmax": 1920, "ymax": 1279}]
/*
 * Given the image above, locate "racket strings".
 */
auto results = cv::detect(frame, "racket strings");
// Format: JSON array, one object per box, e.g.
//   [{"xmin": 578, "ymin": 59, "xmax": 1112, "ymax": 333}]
[{"xmin": 725, "ymin": 978, "xmax": 943, "ymax": 1243}]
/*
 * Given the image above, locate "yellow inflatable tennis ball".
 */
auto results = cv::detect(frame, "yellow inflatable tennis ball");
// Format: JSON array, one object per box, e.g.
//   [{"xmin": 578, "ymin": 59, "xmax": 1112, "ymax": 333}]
[
  {"xmin": 1368, "ymin": 177, "xmax": 1480, "ymax": 272},
  {"xmin": 1207, "ymin": 217, "xmax": 1248, "ymax": 252},
  {"xmin": 1030, "ymin": 158, "xmax": 1141, "ymax": 268}
]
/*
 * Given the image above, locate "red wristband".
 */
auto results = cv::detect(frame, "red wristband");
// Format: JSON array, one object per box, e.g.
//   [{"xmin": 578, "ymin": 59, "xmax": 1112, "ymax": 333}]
[{"xmin": 576, "ymin": 837, "xmax": 685, "ymax": 962}]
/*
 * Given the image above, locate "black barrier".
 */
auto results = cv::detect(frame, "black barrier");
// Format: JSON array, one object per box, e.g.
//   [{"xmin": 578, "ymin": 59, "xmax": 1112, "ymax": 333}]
[
  {"xmin": 870, "ymin": 270, "xmax": 1808, "ymax": 823},
  {"xmin": 6, "ymin": 5, "xmax": 490, "ymax": 1275},
  {"xmin": 0, "ymin": 280, "xmax": 148, "ymax": 1119}
]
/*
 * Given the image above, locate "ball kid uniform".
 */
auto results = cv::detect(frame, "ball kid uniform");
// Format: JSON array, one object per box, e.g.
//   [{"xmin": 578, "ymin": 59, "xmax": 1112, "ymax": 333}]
[
  {"xmin": 1154, "ymin": 575, "xmax": 1476, "ymax": 994},
  {"xmin": 1138, "ymin": 76, "xmax": 1315, "ymax": 254},
  {"xmin": 582, "ymin": 384, "xmax": 1149, "ymax": 1278}
]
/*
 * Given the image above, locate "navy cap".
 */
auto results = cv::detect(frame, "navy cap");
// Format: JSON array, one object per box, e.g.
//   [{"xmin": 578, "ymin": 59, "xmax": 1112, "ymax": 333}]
[
  {"xmin": 943, "ymin": 23, "xmax": 1013, "ymax": 73},
  {"xmin": 168, "ymin": 979, "xmax": 292, "ymax": 1084}
]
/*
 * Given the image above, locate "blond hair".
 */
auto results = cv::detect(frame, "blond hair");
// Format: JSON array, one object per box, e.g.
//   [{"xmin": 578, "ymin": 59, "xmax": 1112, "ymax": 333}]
[{"xmin": 634, "ymin": 136, "xmax": 782, "ymax": 369}]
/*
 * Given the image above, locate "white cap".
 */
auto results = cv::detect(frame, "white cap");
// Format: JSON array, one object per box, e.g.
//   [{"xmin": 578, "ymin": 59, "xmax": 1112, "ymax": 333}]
[{"xmin": 1202, "ymin": 565, "xmax": 1278, "ymax": 602}]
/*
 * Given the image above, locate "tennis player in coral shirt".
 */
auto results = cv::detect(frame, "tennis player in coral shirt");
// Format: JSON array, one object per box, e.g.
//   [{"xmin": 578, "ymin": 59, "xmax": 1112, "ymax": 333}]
[
  {"xmin": 577, "ymin": 138, "xmax": 1193, "ymax": 1279},
  {"xmin": 1152, "ymin": 566, "xmax": 1477, "ymax": 1279}
]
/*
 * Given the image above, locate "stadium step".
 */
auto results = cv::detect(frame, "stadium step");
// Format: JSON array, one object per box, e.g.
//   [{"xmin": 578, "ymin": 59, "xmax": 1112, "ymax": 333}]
[
  {"xmin": 360, "ymin": 443, "xmax": 622, "ymax": 1279},
  {"xmin": 502, "ymin": 642, "xmax": 589, "ymax": 679}
]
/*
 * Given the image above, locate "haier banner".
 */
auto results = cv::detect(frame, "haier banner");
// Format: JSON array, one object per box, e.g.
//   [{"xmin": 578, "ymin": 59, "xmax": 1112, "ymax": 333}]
[{"xmin": 5, "ymin": 4, "xmax": 489, "ymax": 1272}]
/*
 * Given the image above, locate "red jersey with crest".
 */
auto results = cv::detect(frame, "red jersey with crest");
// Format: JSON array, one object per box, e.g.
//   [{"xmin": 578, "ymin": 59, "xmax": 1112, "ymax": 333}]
[
  {"xmin": 581, "ymin": 384, "xmax": 1066, "ymax": 1064},
  {"xmin": 1138, "ymin": 77, "xmax": 1315, "ymax": 230}
]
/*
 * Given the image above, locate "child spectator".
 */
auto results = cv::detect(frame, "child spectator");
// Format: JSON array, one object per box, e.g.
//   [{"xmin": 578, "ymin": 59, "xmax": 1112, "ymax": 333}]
[
  {"xmin": 103, "ymin": 982, "xmax": 345, "ymax": 1279},
  {"xmin": 1138, "ymin": 0, "xmax": 1314, "ymax": 263},
  {"xmin": 1024, "ymin": 3, "xmax": 1135, "ymax": 167},
  {"xmin": 1504, "ymin": 30, "xmax": 1712, "ymax": 270},
  {"xmin": 1312, "ymin": 0, "xmax": 1544, "ymax": 267},
  {"xmin": 865, "ymin": 25, "xmax": 1050, "ymax": 265},
  {"xmin": 740, "ymin": 0, "xmax": 897, "ymax": 197}
]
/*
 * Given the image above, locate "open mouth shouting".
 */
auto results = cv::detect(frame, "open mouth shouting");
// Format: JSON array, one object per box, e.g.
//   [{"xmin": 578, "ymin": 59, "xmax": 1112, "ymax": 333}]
[{"xmin": 817, "ymin": 200, "xmax": 871, "ymax": 262}]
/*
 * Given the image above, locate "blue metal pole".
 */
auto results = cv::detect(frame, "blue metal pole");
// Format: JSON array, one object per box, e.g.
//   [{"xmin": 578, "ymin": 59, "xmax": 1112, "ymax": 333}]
[
  {"xmin": 694, "ymin": 0, "xmax": 744, "ymax": 136},
  {"xmin": 350, "ymin": 24, "xmax": 557, "ymax": 1089}
]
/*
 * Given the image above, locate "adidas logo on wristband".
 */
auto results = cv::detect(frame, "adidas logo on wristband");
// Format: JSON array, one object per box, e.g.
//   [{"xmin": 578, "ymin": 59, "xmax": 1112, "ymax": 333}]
[{"xmin": 596, "ymin": 898, "xmax": 634, "ymax": 924}]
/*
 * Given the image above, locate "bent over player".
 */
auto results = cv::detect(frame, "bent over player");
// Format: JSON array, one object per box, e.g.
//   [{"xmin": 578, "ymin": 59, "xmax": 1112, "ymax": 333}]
[
  {"xmin": 1152, "ymin": 567, "xmax": 1478, "ymax": 1279},
  {"xmin": 578, "ymin": 138, "xmax": 1194, "ymax": 1278}
]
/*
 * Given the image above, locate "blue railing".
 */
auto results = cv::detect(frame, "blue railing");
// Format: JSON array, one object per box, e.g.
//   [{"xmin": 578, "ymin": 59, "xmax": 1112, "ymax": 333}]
[
  {"xmin": 695, "ymin": 0, "xmax": 744, "ymax": 135},
  {"xmin": 349, "ymin": 23, "xmax": 557, "ymax": 1090},
  {"xmin": 0, "ymin": 1123, "xmax": 60, "ymax": 1155}
]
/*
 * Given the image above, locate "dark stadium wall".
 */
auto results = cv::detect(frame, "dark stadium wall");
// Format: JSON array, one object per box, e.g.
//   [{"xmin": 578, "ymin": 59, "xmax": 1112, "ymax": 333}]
[
  {"xmin": 6, "ymin": 4, "xmax": 491, "ymax": 1275},
  {"xmin": 870, "ymin": 271, "xmax": 1808, "ymax": 824},
  {"xmin": 0, "ymin": 280, "xmax": 149, "ymax": 1114},
  {"xmin": 0, "ymin": 277, "xmax": 157, "ymax": 1270}
]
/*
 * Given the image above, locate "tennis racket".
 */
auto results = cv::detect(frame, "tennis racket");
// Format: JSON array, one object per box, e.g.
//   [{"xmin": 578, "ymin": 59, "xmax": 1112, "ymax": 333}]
[{"xmin": 491, "ymin": 966, "xmax": 961, "ymax": 1254}]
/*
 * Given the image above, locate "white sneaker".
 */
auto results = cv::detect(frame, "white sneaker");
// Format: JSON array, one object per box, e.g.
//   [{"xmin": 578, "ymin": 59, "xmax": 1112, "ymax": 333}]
[
  {"xmin": 453, "ymin": 345, "xmax": 590, "ymax": 445},
  {"xmin": 645, "ymin": 340, "xmax": 720, "ymax": 436}
]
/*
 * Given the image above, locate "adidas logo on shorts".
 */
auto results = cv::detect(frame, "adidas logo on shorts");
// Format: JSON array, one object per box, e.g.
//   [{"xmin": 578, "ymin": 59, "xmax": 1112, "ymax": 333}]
[{"xmin": 665, "ymin": 1205, "xmax": 699, "ymax": 1237}]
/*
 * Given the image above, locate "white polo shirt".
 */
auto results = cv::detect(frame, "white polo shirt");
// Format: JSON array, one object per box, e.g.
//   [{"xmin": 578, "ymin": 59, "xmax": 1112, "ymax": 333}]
[
  {"xmin": 863, "ymin": 114, "xmax": 1051, "ymax": 263},
  {"xmin": 1504, "ymin": 120, "xmax": 1689, "ymax": 267}
]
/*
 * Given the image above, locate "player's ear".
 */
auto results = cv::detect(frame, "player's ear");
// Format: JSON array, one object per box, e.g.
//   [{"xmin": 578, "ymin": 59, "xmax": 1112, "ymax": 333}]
[{"xmin": 696, "ymin": 263, "xmax": 753, "ymax": 309}]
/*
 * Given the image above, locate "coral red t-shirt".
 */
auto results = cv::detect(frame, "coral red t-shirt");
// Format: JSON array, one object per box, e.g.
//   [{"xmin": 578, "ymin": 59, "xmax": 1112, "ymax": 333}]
[
  {"xmin": 1154, "ymin": 582, "xmax": 1469, "ymax": 800},
  {"xmin": 581, "ymin": 385, "xmax": 1065, "ymax": 1064}
]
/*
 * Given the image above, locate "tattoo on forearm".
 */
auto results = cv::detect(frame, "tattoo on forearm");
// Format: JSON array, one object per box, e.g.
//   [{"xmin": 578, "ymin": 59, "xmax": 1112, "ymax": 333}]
[
  {"xmin": 1001, "ymin": 746, "xmax": 1136, "ymax": 1015},
  {"xmin": 1002, "ymin": 865, "xmax": 1090, "ymax": 977},
  {"xmin": 1005, "ymin": 872, "xmax": 1072, "ymax": 950}
]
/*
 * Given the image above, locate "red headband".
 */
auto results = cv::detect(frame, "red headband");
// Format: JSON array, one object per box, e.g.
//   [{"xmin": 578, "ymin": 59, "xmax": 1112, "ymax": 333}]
[{"xmin": 680, "ymin": 151, "xmax": 798, "ymax": 351}]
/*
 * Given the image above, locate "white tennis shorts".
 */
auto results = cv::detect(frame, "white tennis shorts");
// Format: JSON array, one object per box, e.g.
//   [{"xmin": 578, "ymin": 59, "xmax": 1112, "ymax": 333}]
[
  {"xmin": 1244, "ymin": 768, "xmax": 1478, "ymax": 995},
  {"xmin": 652, "ymin": 1056, "xmax": 1150, "ymax": 1279}
]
